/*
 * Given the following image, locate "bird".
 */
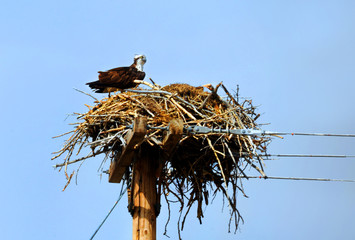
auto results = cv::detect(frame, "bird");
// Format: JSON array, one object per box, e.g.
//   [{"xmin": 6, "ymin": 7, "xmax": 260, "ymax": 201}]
[{"xmin": 86, "ymin": 54, "xmax": 147, "ymax": 93}]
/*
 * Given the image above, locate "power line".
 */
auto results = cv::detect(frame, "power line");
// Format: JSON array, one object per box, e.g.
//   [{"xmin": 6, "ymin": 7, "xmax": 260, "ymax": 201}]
[
  {"xmin": 265, "ymin": 131, "xmax": 355, "ymax": 137},
  {"xmin": 89, "ymin": 182, "xmax": 127, "ymax": 240},
  {"xmin": 264, "ymin": 154, "xmax": 355, "ymax": 158},
  {"xmin": 187, "ymin": 126, "xmax": 355, "ymax": 137},
  {"xmin": 239, "ymin": 153, "xmax": 355, "ymax": 158},
  {"xmin": 238, "ymin": 176, "xmax": 355, "ymax": 182},
  {"xmin": 141, "ymin": 125, "xmax": 355, "ymax": 138}
]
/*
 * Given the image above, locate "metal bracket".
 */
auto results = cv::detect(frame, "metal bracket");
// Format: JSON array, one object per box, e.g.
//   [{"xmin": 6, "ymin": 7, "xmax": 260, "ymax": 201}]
[{"xmin": 186, "ymin": 126, "xmax": 266, "ymax": 136}]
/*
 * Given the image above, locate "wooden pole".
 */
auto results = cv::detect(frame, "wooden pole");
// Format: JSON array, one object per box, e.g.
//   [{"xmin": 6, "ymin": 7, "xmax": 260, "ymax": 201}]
[
  {"xmin": 130, "ymin": 119, "xmax": 184, "ymax": 240},
  {"xmin": 109, "ymin": 117, "xmax": 147, "ymax": 183},
  {"xmin": 132, "ymin": 145, "xmax": 158, "ymax": 240},
  {"xmin": 108, "ymin": 117, "xmax": 183, "ymax": 240}
]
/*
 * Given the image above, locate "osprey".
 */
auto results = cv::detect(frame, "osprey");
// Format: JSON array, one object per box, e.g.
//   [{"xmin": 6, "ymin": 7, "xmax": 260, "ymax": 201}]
[{"xmin": 86, "ymin": 54, "xmax": 147, "ymax": 93}]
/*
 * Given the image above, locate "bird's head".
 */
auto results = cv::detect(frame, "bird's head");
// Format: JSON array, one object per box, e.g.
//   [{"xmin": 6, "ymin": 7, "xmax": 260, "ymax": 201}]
[
  {"xmin": 134, "ymin": 54, "xmax": 147, "ymax": 71},
  {"xmin": 134, "ymin": 54, "xmax": 147, "ymax": 63}
]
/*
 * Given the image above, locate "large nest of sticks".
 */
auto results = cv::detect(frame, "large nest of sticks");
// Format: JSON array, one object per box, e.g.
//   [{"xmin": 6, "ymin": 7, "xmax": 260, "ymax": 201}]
[{"xmin": 52, "ymin": 81, "xmax": 270, "ymax": 236}]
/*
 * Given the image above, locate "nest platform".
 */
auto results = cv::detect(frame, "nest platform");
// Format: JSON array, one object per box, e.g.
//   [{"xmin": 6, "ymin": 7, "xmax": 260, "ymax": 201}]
[{"xmin": 52, "ymin": 81, "xmax": 270, "ymax": 235}]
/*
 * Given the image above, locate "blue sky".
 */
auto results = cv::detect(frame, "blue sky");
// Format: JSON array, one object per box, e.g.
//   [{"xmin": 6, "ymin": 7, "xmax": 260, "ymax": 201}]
[{"xmin": 1, "ymin": 0, "xmax": 355, "ymax": 239}]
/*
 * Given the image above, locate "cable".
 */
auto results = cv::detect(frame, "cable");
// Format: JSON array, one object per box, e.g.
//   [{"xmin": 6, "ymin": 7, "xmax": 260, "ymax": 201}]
[
  {"xmin": 89, "ymin": 182, "xmax": 127, "ymax": 240},
  {"xmin": 128, "ymin": 124, "xmax": 355, "ymax": 138},
  {"xmin": 238, "ymin": 176, "xmax": 355, "ymax": 182}
]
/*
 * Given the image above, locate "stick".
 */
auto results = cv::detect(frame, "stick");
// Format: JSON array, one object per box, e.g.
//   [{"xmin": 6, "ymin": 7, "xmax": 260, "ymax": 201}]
[
  {"xmin": 74, "ymin": 88, "xmax": 98, "ymax": 101},
  {"xmin": 53, "ymin": 150, "xmax": 106, "ymax": 168},
  {"xmin": 133, "ymin": 80, "xmax": 160, "ymax": 90},
  {"xmin": 170, "ymin": 98, "xmax": 196, "ymax": 120}
]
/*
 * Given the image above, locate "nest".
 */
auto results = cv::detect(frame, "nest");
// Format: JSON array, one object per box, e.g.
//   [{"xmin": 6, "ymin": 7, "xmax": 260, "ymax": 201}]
[{"xmin": 52, "ymin": 81, "xmax": 271, "ymax": 236}]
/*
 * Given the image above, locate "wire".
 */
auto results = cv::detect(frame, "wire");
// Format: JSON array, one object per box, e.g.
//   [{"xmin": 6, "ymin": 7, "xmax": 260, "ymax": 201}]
[
  {"xmin": 128, "ymin": 124, "xmax": 355, "ymax": 138},
  {"xmin": 238, "ymin": 152, "xmax": 355, "ymax": 158},
  {"xmin": 238, "ymin": 176, "xmax": 355, "ymax": 182},
  {"xmin": 263, "ymin": 154, "xmax": 355, "ymax": 158},
  {"xmin": 89, "ymin": 181, "xmax": 127, "ymax": 240},
  {"xmin": 269, "ymin": 132, "xmax": 355, "ymax": 137}
]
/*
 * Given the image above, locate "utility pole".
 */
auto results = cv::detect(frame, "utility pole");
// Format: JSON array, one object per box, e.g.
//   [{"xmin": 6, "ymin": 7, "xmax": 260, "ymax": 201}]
[
  {"xmin": 132, "ymin": 146, "xmax": 158, "ymax": 240},
  {"xmin": 109, "ymin": 117, "xmax": 183, "ymax": 240}
]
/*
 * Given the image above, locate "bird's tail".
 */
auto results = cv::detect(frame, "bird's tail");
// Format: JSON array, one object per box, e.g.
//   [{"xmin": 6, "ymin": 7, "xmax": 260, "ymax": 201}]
[{"xmin": 86, "ymin": 80, "xmax": 105, "ymax": 93}]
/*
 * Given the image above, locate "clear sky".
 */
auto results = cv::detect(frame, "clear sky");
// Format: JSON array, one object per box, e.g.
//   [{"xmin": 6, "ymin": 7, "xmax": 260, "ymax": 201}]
[{"xmin": 1, "ymin": 0, "xmax": 355, "ymax": 239}]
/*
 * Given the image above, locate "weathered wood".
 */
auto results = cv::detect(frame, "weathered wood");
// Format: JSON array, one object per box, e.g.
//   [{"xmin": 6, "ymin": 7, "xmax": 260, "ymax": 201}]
[
  {"xmin": 155, "ymin": 119, "xmax": 184, "ymax": 178},
  {"xmin": 162, "ymin": 119, "xmax": 184, "ymax": 156},
  {"xmin": 132, "ymin": 146, "xmax": 158, "ymax": 240},
  {"xmin": 109, "ymin": 117, "xmax": 147, "ymax": 183}
]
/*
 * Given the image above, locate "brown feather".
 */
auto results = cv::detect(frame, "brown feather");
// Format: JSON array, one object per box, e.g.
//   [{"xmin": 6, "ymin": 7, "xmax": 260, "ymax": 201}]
[{"xmin": 86, "ymin": 64, "xmax": 145, "ymax": 93}]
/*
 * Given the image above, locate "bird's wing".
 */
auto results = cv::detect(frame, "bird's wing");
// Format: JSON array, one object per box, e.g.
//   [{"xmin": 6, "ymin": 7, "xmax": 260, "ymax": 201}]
[
  {"xmin": 136, "ymin": 71, "xmax": 146, "ymax": 80},
  {"xmin": 106, "ymin": 66, "xmax": 131, "ymax": 72},
  {"xmin": 94, "ymin": 66, "xmax": 145, "ymax": 90},
  {"xmin": 98, "ymin": 67, "xmax": 132, "ymax": 84}
]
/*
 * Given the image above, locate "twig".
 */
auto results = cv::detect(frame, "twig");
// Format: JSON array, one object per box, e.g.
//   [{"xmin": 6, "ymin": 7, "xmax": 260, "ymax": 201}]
[
  {"xmin": 53, "ymin": 150, "xmax": 106, "ymax": 168},
  {"xmin": 133, "ymin": 80, "xmax": 160, "ymax": 90},
  {"xmin": 74, "ymin": 88, "xmax": 98, "ymax": 101},
  {"xmin": 149, "ymin": 78, "xmax": 161, "ymax": 89},
  {"xmin": 52, "ymin": 130, "xmax": 76, "ymax": 139}
]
